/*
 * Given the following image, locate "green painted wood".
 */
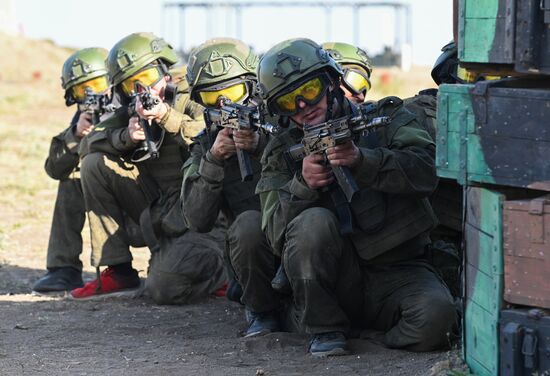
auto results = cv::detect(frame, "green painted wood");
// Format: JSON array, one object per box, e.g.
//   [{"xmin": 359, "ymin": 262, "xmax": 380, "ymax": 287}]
[
  {"xmin": 462, "ymin": 19, "xmax": 497, "ymax": 63},
  {"xmin": 464, "ymin": 0, "xmax": 499, "ymax": 18},
  {"xmin": 458, "ymin": 0, "xmax": 513, "ymax": 64},
  {"xmin": 464, "ymin": 187, "xmax": 503, "ymax": 376},
  {"xmin": 436, "ymin": 84, "xmax": 476, "ymax": 181}
]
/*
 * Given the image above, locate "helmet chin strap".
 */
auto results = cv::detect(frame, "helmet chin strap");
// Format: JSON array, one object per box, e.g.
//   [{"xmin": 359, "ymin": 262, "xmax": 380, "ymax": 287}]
[{"xmin": 325, "ymin": 81, "xmax": 345, "ymax": 122}]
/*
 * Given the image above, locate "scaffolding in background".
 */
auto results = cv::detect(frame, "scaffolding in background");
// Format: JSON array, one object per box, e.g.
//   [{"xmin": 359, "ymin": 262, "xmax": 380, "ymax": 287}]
[{"xmin": 162, "ymin": 0, "xmax": 412, "ymax": 70}]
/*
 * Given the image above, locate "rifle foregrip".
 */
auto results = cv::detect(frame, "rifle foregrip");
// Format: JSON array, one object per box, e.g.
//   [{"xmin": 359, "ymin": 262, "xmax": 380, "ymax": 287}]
[{"xmin": 236, "ymin": 148, "xmax": 253, "ymax": 182}]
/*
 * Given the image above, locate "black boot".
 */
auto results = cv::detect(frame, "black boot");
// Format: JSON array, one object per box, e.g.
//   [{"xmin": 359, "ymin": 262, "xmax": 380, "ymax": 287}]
[
  {"xmin": 32, "ymin": 267, "xmax": 83, "ymax": 294},
  {"xmin": 271, "ymin": 264, "xmax": 291, "ymax": 295},
  {"xmin": 226, "ymin": 278, "xmax": 243, "ymax": 303}
]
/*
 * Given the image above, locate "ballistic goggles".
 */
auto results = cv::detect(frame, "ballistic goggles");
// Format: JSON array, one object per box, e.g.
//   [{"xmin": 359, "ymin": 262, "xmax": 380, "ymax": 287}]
[
  {"xmin": 272, "ymin": 76, "xmax": 329, "ymax": 116},
  {"xmin": 197, "ymin": 82, "xmax": 249, "ymax": 107},
  {"xmin": 71, "ymin": 75, "xmax": 109, "ymax": 102},
  {"xmin": 341, "ymin": 67, "xmax": 371, "ymax": 96},
  {"xmin": 120, "ymin": 65, "xmax": 164, "ymax": 96}
]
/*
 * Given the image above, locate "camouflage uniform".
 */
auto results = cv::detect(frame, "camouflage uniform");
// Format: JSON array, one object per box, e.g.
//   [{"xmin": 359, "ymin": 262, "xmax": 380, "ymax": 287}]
[
  {"xmin": 79, "ymin": 33, "xmax": 225, "ymax": 304},
  {"xmin": 34, "ymin": 48, "xmax": 122, "ymax": 293},
  {"xmin": 182, "ymin": 130, "xmax": 276, "ymax": 310},
  {"xmin": 181, "ymin": 38, "xmax": 278, "ymax": 313},
  {"xmin": 79, "ymin": 87, "xmax": 224, "ymax": 303},
  {"xmin": 44, "ymin": 111, "xmax": 86, "ymax": 271},
  {"xmin": 256, "ymin": 39, "xmax": 456, "ymax": 352}
]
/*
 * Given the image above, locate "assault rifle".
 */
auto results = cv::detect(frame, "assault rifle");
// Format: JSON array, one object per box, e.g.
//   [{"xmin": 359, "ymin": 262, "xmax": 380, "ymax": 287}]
[
  {"xmin": 204, "ymin": 99, "xmax": 280, "ymax": 181},
  {"xmin": 78, "ymin": 88, "xmax": 117, "ymax": 125},
  {"xmin": 129, "ymin": 83, "xmax": 163, "ymax": 161},
  {"xmin": 286, "ymin": 108, "xmax": 391, "ymax": 202},
  {"xmin": 272, "ymin": 108, "xmax": 391, "ymax": 295}
]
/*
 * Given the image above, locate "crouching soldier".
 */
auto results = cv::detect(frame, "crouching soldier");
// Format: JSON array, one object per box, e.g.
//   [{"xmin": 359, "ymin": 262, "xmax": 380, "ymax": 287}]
[
  {"xmin": 182, "ymin": 38, "xmax": 281, "ymax": 336},
  {"xmin": 73, "ymin": 32, "xmax": 225, "ymax": 303},
  {"xmin": 255, "ymin": 38, "xmax": 457, "ymax": 356},
  {"xmin": 322, "ymin": 42, "xmax": 373, "ymax": 104},
  {"xmin": 33, "ymin": 48, "xmax": 125, "ymax": 294}
]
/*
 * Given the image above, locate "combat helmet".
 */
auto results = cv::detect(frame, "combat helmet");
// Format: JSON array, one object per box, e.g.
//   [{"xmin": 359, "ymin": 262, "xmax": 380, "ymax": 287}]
[
  {"xmin": 322, "ymin": 42, "xmax": 372, "ymax": 78},
  {"xmin": 431, "ymin": 41, "xmax": 459, "ymax": 85},
  {"xmin": 107, "ymin": 32, "xmax": 178, "ymax": 87},
  {"xmin": 186, "ymin": 38, "xmax": 258, "ymax": 105},
  {"xmin": 257, "ymin": 38, "xmax": 342, "ymax": 114},
  {"xmin": 61, "ymin": 47, "xmax": 109, "ymax": 105}
]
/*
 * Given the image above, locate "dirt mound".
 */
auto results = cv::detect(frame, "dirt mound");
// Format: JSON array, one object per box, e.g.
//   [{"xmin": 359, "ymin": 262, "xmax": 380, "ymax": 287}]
[{"xmin": 0, "ymin": 32, "xmax": 73, "ymax": 85}]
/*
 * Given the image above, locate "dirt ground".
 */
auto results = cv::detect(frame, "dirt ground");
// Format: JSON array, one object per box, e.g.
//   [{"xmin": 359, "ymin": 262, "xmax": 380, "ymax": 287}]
[{"xmin": 0, "ymin": 32, "xmax": 468, "ymax": 376}]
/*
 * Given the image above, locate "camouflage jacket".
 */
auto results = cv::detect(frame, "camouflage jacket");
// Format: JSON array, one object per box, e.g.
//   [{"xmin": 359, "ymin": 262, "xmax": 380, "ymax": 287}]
[
  {"xmin": 403, "ymin": 88, "xmax": 438, "ymax": 141},
  {"xmin": 181, "ymin": 128, "xmax": 269, "ymax": 232},
  {"xmin": 44, "ymin": 111, "xmax": 82, "ymax": 180},
  {"xmin": 256, "ymin": 97, "xmax": 438, "ymax": 260},
  {"xmin": 79, "ymin": 81, "xmax": 205, "ymax": 192}
]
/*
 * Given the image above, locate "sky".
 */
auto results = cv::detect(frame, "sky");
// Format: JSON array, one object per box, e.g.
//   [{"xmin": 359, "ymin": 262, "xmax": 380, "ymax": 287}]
[{"xmin": 13, "ymin": 0, "xmax": 453, "ymax": 66}]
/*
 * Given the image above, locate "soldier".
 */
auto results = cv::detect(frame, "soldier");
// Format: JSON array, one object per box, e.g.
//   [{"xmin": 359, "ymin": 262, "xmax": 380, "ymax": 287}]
[
  {"xmin": 322, "ymin": 42, "xmax": 373, "ymax": 104},
  {"xmin": 255, "ymin": 38, "xmax": 456, "ymax": 356},
  {"xmin": 182, "ymin": 38, "xmax": 280, "ymax": 336},
  {"xmin": 32, "ymin": 48, "xmax": 114, "ymax": 294},
  {"xmin": 403, "ymin": 42, "xmax": 466, "ymax": 298},
  {"xmin": 72, "ymin": 32, "xmax": 225, "ymax": 303}
]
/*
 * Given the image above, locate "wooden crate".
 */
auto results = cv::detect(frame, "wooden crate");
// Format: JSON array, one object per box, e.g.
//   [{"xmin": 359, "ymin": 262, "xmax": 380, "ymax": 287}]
[
  {"xmin": 458, "ymin": 0, "xmax": 550, "ymax": 75},
  {"xmin": 500, "ymin": 308, "xmax": 550, "ymax": 375},
  {"xmin": 464, "ymin": 186, "xmax": 504, "ymax": 376},
  {"xmin": 503, "ymin": 196, "xmax": 550, "ymax": 308},
  {"xmin": 436, "ymin": 78, "xmax": 550, "ymax": 191}
]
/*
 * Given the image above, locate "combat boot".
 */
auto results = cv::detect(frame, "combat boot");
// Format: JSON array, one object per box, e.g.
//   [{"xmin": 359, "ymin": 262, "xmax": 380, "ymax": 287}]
[
  {"xmin": 244, "ymin": 309, "xmax": 280, "ymax": 337},
  {"xmin": 32, "ymin": 267, "xmax": 83, "ymax": 294},
  {"xmin": 309, "ymin": 332, "xmax": 349, "ymax": 357}
]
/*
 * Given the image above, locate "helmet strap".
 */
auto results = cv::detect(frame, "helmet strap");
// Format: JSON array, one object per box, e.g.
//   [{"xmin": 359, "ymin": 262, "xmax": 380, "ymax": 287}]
[{"xmin": 325, "ymin": 76, "xmax": 344, "ymax": 122}]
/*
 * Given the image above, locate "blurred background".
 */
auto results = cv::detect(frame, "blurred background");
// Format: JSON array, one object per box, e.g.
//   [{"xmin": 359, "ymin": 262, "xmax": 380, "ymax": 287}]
[{"xmin": 0, "ymin": 0, "xmax": 453, "ymax": 271}]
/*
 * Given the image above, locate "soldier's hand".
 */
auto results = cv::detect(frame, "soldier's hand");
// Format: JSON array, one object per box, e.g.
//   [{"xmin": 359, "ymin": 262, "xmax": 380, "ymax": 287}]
[
  {"xmin": 75, "ymin": 112, "xmax": 94, "ymax": 139},
  {"xmin": 232, "ymin": 129, "xmax": 259, "ymax": 153},
  {"xmin": 326, "ymin": 140, "xmax": 361, "ymax": 168},
  {"xmin": 135, "ymin": 96, "xmax": 168, "ymax": 123},
  {"xmin": 210, "ymin": 128, "xmax": 236, "ymax": 160},
  {"xmin": 128, "ymin": 117, "xmax": 145, "ymax": 143},
  {"xmin": 302, "ymin": 154, "xmax": 334, "ymax": 189}
]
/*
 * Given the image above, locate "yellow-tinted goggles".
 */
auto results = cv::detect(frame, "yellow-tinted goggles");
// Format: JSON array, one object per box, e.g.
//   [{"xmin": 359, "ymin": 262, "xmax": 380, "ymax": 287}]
[
  {"xmin": 274, "ymin": 77, "xmax": 327, "ymax": 116},
  {"xmin": 120, "ymin": 66, "xmax": 163, "ymax": 96},
  {"xmin": 342, "ymin": 69, "xmax": 371, "ymax": 95},
  {"xmin": 72, "ymin": 75, "xmax": 109, "ymax": 101},
  {"xmin": 198, "ymin": 82, "xmax": 248, "ymax": 107}
]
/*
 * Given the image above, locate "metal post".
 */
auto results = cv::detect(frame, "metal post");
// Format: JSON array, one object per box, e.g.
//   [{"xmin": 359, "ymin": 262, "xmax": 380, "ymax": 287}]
[
  {"xmin": 236, "ymin": 5, "xmax": 242, "ymax": 40},
  {"xmin": 325, "ymin": 5, "xmax": 332, "ymax": 41},
  {"xmin": 179, "ymin": 6, "xmax": 186, "ymax": 53},
  {"xmin": 353, "ymin": 5, "xmax": 360, "ymax": 47},
  {"xmin": 205, "ymin": 5, "xmax": 212, "ymax": 40},
  {"xmin": 394, "ymin": 5, "xmax": 400, "ymax": 49}
]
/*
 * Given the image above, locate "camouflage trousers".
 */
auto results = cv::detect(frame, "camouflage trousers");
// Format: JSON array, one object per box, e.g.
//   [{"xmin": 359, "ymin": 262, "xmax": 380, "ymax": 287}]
[
  {"xmin": 46, "ymin": 177, "xmax": 143, "ymax": 271},
  {"xmin": 80, "ymin": 152, "xmax": 226, "ymax": 304},
  {"xmin": 46, "ymin": 178, "xmax": 86, "ymax": 271},
  {"xmin": 227, "ymin": 210, "xmax": 280, "ymax": 312},
  {"xmin": 237, "ymin": 207, "xmax": 457, "ymax": 351}
]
